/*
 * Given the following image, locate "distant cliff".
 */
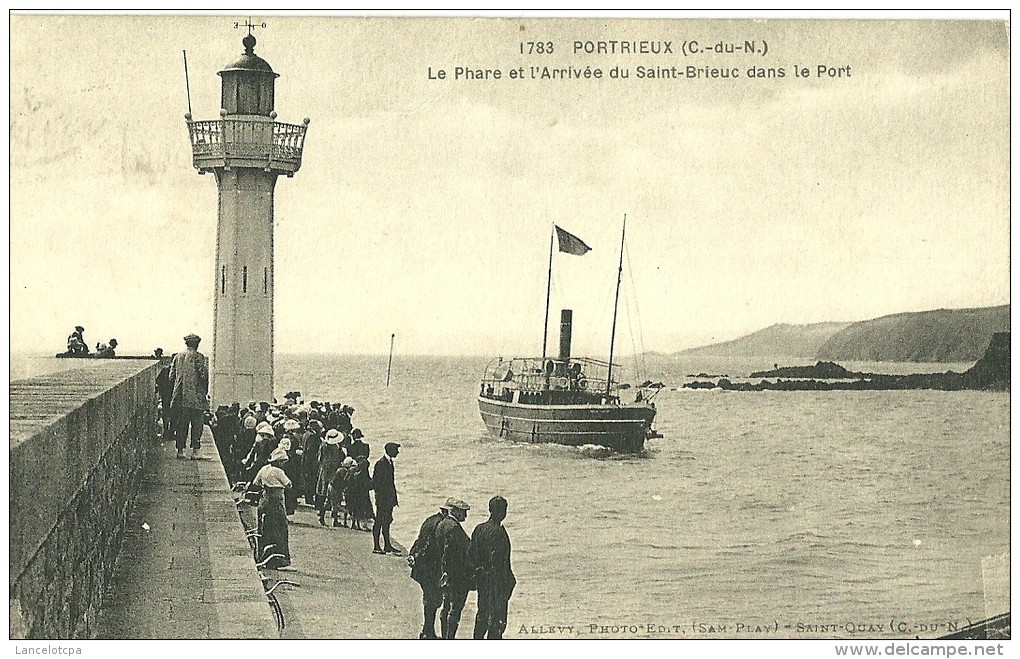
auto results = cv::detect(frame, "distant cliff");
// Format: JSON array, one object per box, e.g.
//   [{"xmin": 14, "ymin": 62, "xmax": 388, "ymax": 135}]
[
  {"xmin": 680, "ymin": 322, "xmax": 851, "ymax": 358},
  {"xmin": 816, "ymin": 306, "xmax": 1010, "ymax": 363},
  {"xmin": 684, "ymin": 332, "xmax": 1009, "ymax": 392}
]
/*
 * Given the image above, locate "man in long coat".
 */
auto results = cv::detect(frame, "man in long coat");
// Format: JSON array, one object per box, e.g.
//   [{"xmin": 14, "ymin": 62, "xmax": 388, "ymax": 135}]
[
  {"xmin": 371, "ymin": 442, "xmax": 400, "ymax": 554},
  {"xmin": 168, "ymin": 333, "xmax": 209, "ymax": 459},
  {"xmin": 469, "ymin": 496, "xmax": 516, "ymax": 639},
  {"xmin": 408, "ymin": 501, "xmax": 450, "ymax": 639},
  {"xmin": 436, "ymin": 499, "xmax": 472, "ymax": 639}
]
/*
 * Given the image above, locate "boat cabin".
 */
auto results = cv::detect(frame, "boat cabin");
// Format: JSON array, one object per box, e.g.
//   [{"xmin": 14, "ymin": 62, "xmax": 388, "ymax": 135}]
[{"xmin": 480, "ymin": 356, "xmax": 620, "ymax": 406}]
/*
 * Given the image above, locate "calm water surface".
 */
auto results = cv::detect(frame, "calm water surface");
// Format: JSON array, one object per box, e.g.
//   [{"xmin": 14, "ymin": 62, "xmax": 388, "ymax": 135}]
[
  {"xmin": 11, "ymin": 352, "xmax": 1009, "ymax": 638},
  {"xmin": 276, "ymin": 354, "xmax": 1009, "ymax": 639}
]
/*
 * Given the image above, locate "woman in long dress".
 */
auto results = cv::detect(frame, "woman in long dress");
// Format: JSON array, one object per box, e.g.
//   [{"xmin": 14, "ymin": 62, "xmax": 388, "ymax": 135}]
[
  {"xmin": 253, "ymin": 448, "xmax": 293, "ymax": 569},
  {"xmin": 348, "ymin": 457, "xmax": 374, "ymax": 531}
]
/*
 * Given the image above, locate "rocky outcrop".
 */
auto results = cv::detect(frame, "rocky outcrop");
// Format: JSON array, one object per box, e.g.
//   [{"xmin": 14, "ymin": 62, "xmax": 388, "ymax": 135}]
[{"xmin": 962, "ymin": 332, "xmax": 1009, "ymax": 389}]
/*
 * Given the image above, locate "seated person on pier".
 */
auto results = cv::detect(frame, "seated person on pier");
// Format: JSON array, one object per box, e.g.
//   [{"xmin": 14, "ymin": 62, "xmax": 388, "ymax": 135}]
[
  {"xmin": 97, "ymin": 338, "xmax": 118, "ymax": 357},
  {"xmin": 66, "ymin": 325, "xmax": 89, "ymax": 354}
]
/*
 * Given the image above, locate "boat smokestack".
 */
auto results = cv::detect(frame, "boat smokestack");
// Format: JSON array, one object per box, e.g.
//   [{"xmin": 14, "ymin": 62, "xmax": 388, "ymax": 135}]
[{"xmin": 559, "ymin": 309, "xmax": 573, "ymax": 361}]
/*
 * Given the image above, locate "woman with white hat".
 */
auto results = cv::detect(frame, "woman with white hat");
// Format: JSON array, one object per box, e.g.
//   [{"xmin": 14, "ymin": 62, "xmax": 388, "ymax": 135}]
[
  {"xmin": 242, "ymin": 422, "xmax": 278, "ymax": 482},
  {"xmin": 315, "ymin": 429, "xmax": 345, "ymax": 525},
  {"xmin": 253, "ymin": 447, "xmax": 293, "ymax": 569}
]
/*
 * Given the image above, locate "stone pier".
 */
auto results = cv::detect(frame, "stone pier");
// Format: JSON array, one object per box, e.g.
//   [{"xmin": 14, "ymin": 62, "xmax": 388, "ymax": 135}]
[{"xmin": 9, "ymin": 362, "xmax": 159, "ymax": 638}]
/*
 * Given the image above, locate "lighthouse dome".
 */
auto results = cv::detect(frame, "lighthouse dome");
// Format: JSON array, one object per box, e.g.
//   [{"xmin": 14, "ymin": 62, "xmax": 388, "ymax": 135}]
[
  {"xmin": 221, "ymin": 52, "xmax": 275, "ymax": 74},
  {"xmin": 219, "ymin": 35, "xmax": 277, "ymax": 76}
]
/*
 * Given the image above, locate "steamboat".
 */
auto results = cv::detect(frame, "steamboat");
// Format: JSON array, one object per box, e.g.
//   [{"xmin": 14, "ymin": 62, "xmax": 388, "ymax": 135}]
[{"xmin": 477, "ymin": 218, "xmax": 659, "ymax": 453}]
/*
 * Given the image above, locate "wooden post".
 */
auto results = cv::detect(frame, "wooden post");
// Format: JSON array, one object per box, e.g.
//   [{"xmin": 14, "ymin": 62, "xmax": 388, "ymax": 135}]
[{"xmin": 386, "ymin": 333, "xmax": 395, "ymax": 387}]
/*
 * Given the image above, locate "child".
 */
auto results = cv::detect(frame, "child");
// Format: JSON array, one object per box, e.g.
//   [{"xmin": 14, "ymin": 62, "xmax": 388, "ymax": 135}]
[{"xmin": 327, "ymin": 457, "xmax": 354, "ymax": 527}]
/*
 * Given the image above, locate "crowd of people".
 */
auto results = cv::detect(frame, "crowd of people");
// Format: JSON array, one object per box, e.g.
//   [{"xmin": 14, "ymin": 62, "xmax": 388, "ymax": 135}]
[
  {"xmin": 154, "ymin": 333, "xmax": 516, "ymax": 639},
  {"xmin": 205, "ymin": 393, "xmax": 408, "ymax": 569}
]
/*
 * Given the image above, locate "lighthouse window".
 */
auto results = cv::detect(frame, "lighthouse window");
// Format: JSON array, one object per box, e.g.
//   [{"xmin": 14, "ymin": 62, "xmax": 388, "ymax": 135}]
[
  {"xmin": 220, "ymin": 265, "xmax": 226, "ymax": 295},
  {"xmin": 242, "ymin": 266, "xmax": 248, "ymax": 293},
  {"xmin": 263, "ymin": 267, "xmax": 269, "ymax": 294}
]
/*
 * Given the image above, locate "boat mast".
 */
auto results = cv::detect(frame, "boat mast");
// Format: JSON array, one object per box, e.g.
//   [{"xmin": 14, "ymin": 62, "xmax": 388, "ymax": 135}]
[
  {"xmin": 606, "ymin": 214, "xmax": 626, "ymax": 398},
  {"xmin": 541, "ymin": 224, "xmax": 554, "ymax": 365}
]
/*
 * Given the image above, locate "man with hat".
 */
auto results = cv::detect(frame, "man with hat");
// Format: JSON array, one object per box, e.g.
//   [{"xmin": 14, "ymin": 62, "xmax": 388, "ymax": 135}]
[
  {"xmin": 408, "ymin": 500, "xmax": 452, "ymax": 639},
  {"xmin": 436, "ymin": 498, "xmax": 473, "ymax": 639},
  {"xmin": 469, "ymin": 496, "xmax": 516, "ymax": 639},
  {"xmin": 168, "ymin": 333, "xmax": 209, "ymax": 459},
  {"xmin": 371, "ymin": 442, "xmax": 401, "ymax": 555}
]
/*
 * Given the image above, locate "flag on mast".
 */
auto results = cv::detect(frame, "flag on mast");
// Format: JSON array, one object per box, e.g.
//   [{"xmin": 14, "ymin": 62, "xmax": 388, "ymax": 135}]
[{"xmin": 554, "ymin": 225, "xmax": 592, "ymax": 256}]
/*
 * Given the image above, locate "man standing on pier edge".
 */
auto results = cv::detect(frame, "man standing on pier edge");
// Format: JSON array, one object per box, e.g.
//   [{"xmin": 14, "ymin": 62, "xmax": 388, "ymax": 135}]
[
  {"xmin": 470, "ymin": 496, "xmax": 516, "ymax": 639},
  {"xmin": 371, "ymin": 442, "xmax": 401, "ymax": 555},
  {"xmin": 169, "ymin": 333, "xmax": 209, "ymax": 460},
  {"xmin": 437, "ymin": 499, "xmax": 472, "ymax": 639},
  {"xmin": 409, "ymin": 501, "xmax": 450, "ymax": 639}
]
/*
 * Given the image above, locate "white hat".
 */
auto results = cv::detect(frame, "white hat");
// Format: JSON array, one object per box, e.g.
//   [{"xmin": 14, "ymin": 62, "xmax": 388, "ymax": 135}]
[
  {"xmin": 269, "ymin": 448, "xmax": 289, "ymax": 463},
  {"xmin": 283, "ymin": 419, "xmax": 301, "ymax": 431},
  {"xmin": 325, "ymin": 429, "xmax": 342, "ymax": 445},
  {"xmin": 256, "ymin": 422, "xmax": 274, "ymax": 436},
  {"xmin": 278, "ymin": 438, "xmax": 292, "ymax": 451}
]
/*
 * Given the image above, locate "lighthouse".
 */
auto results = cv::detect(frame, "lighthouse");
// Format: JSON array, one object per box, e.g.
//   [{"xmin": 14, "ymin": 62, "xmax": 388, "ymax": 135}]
[{"xmin": 186, "ymin": 33, "xmax": 309, "ymax": 404}]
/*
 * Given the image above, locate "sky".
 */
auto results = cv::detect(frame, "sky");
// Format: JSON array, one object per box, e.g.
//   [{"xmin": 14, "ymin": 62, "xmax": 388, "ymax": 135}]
[{"xmin": 8, "ymin": 13, "xmax": 1010, "ymax": 357}]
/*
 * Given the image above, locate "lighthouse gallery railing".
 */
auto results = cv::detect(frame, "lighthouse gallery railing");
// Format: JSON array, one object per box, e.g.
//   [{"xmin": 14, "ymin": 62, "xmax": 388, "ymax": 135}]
[{"xmin": 187, "ymin": 118, "xmax": 308, "ymax": 171}]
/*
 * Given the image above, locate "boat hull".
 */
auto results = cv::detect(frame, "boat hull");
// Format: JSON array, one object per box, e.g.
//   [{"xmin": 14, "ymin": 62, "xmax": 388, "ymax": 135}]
[{"xmin": 478, "ymin": 396, "xmax": 655, "ymax": 453}]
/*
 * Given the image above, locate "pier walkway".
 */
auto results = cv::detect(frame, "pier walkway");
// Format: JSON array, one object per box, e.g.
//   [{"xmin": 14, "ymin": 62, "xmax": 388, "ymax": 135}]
[{"xmin": 95, "ymin": 430, "xmax": 421, "ymax": 639}]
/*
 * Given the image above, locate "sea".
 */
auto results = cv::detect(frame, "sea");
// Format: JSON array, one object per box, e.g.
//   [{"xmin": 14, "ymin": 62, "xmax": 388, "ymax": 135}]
[{"xmin": 10, "ymin": 352, "xmax": 1010, "ymax": 639}]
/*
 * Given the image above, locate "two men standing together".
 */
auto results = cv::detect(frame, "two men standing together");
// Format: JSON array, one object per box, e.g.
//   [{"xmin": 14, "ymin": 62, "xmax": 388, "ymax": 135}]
[{"xmin": 409, "ymin": 495, "xmax": 516, "ymax": 640}]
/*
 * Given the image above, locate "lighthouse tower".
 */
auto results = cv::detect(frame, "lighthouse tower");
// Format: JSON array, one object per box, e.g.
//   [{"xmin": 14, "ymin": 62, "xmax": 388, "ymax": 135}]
[{"xmin": 186, "ymin": 34, "xmax": 309, "ymax": 404}]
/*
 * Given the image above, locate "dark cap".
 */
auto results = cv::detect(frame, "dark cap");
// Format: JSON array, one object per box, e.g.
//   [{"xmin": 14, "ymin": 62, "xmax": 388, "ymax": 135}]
[
  {"xmin": 183, "ymin": 333, "xmax": 201, "ymax": 343},
  {"xmin": 385, "ymin": 442, "xmax": 401, "ymax": 452}
]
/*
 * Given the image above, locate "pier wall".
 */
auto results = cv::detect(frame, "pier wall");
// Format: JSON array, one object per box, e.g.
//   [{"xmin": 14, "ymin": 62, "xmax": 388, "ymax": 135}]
[{"xmin": 9, "ymin": 362, "xmax": 159, "ymax": 639}]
